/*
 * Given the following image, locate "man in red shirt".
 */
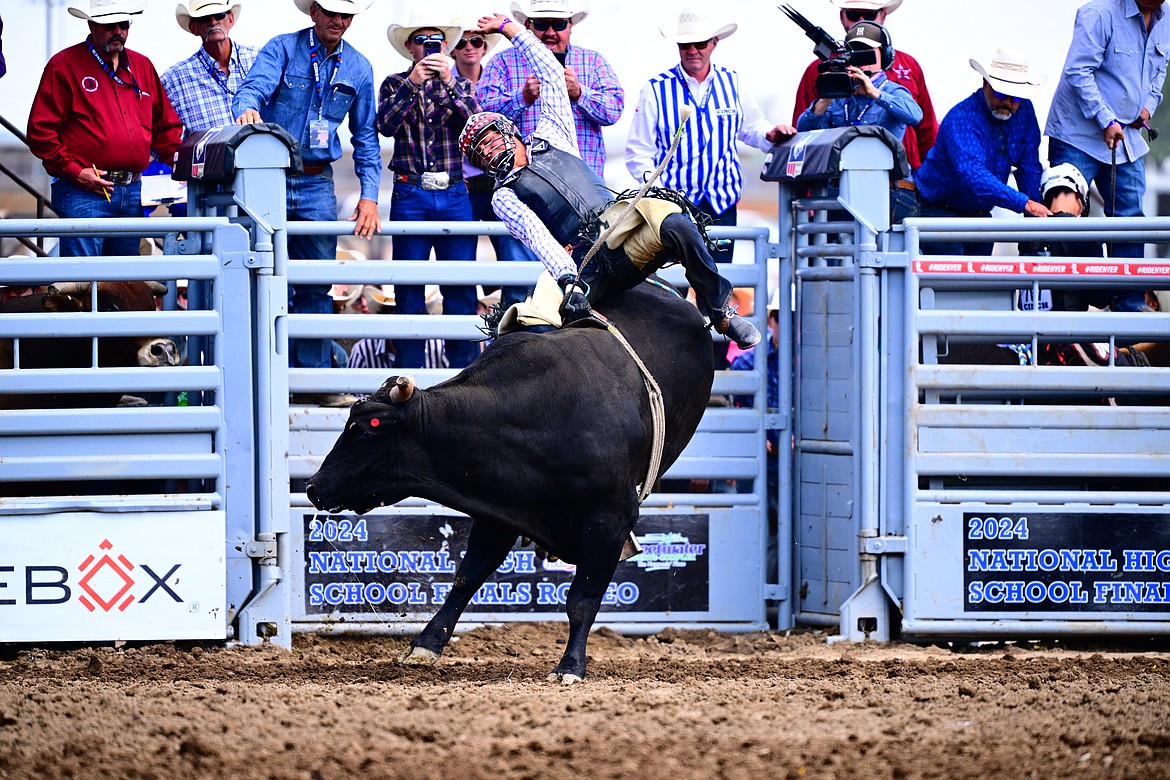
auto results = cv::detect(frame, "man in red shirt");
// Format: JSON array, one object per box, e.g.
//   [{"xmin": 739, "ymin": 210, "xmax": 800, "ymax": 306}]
[
  {"xmin": 789, "ymin": 0, "xmax": 937, "ymax": 171},
  {"xmin": 27, "ymin": 0, "xmax": 183, "ymax": 257}
]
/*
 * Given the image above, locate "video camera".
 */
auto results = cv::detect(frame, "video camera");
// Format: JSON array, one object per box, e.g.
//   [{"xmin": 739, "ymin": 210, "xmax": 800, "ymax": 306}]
[{"xmin": 779, "ymin": 4, "xmax": 877, "ymax": 100}]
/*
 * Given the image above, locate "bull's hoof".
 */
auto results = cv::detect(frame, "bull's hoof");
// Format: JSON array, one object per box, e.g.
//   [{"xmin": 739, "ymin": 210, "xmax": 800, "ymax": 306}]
[
  {"xmin": 399, "ymin": 646, "xmax": 440, "ymax": 666},
  {"xmin": 546, "ymin": 671, "xmax": 584, "ymax": 686}
]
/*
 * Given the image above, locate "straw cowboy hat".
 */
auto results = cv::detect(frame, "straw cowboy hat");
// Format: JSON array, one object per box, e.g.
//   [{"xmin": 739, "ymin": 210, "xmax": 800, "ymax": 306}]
[
  {"xmin": 831, "ymin": 0, "xmax": 903, "ymax": 13},
  {"xmin": 509, "ymin": 0, "xmax": 589, "ymax": 26},
  {"xmin": 456, "ymin": 15, "xmax": 504, "ymax": 56},
  {"xmin": 293, "ymin": 0, "xmax": 373, "ymax": 17},
  {"xmin": 659, "ymin": 7, "xmax": 736, "ymax": 44},
  {"xmin": 68, "ymin": 0, "xmax": 147, "ymax": 24},
  {"xmin": 176, "ymin": 0, "xmax": 241, "ymax": 33},
  {"xmin": 969, "ymin": 47, "xmax": 1046, "ymax": 100},
  {"xmin": 386, "ymin": 12, "xmax": 463, "ymax": 60}
]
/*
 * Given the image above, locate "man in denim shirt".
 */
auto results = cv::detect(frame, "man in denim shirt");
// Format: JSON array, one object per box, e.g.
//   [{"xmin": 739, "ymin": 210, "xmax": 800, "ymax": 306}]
[
  {"xmin": 234, "ymin": 0, "xmax": 381, "ymax": 407},
  {"xmin": 1047, "ymin": 0, "xmax": 1170, "ymax": 304}
]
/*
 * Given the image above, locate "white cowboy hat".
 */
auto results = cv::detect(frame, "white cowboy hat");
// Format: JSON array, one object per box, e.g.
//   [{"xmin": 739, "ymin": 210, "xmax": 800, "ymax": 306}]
[
  {"xmin": 970, "ymin": 47, "xmax": 1046, "ymax": 100},
  {"xmin": 659, "ymin": 7, "xmax": 736, "ymax": 44},
  {"xmin": 830, "ymin": 0, "xmax": 902, "ymax": 13},
  {"xmin": 293, "ymin": 0, "xmax": 372, "ymax": 17},
  {"xmin": 68, "ymin": 0, "xmax": 147, "ymax": 24},
  {"xmin": 510, "ymin": 0, "xmax": 589, "ymax": 26},
  {"xmin": 176, "ymin": 0, "xmax": 241, "ymax": 34},
  {"xmin": 455, "ymin": 16, "xmax": 504, "ymax": 56},
  {"xmin": 386, "ymin": 13, "xmax": 463, "ymax": 60}
]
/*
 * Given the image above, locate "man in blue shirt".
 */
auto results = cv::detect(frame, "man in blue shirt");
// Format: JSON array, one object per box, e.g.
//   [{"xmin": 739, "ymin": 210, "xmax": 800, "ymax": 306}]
[
  {"xmin": 1046, "ymin": 0, "xmax": 1169, "ymax": 304},
  {"xmin": 915, "ymin": 48, "xmax": 1050, "ymax": 256},
  {"xmin": 234, "ymin": 0, "xmax": 381, "ymax": 407}
]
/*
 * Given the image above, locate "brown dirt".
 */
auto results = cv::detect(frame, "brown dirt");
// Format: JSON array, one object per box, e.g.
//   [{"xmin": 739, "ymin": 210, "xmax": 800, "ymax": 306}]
[{"xmin": 2, "ymin": 624, "xmax": 1170, "ymax": 779}]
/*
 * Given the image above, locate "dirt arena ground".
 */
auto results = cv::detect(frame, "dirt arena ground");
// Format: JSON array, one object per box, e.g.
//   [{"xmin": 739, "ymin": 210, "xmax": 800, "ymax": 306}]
[{"xmin": 2, "ymin": 624, "xmax": 1169, "ymax": 779}]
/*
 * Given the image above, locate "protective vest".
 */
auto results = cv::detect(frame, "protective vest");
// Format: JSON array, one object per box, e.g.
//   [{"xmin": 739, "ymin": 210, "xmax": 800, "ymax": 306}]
[{"xmin": 501, "ymin": 142, "xmax": 612, "ymax": 247}]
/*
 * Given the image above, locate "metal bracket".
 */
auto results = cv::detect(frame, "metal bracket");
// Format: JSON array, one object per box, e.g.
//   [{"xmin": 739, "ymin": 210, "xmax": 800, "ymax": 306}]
[
  {"xmin": 764, "ymin": 412, "xmax": 787, "ymax": 431},
  {"xmin": 763, "ymin": 583, "xmax": 789, "ymax": 602},
  {"xmin": 766, "ymin": 242, "xmax": 785, "ymax": 259},
  {"xmin": 245, "ymin": 537, "xmax": 277, "ymax": 560},
  {"xmin": 858, "ymin": 250, "xmax": 909, "ymax": 269},
  {"xmin": 861, "ymin": 535, "xmax": 908, "ymax": 555}
]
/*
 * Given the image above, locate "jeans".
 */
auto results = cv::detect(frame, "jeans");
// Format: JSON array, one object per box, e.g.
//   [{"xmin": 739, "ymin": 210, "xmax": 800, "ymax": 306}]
[
  {"xmin": 50, "ymin": 177, "xmax": 143, "ymax": 257},
  {"xmin": 389, "ymin": 180, "xmax": 479, "ymax": 369},
  {"xmin": 286, "ymin": 171, "xmax": 337, "ymax": 370},
  {"xmin": 468, "ymin": 184, "xmax": 540, "ymax": 310},
  {"xmin": 1049, "ymin": 137, "xmax": 1146, "ymax": 259},
  {"xmin": 919, "ymin": 201, "xmax": 993, "ymax": 257}
]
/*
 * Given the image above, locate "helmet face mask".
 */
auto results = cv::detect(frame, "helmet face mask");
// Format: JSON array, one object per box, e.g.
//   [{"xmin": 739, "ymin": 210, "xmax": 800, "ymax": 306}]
[{"xmin": 459, "ymin": 112, "xmax": 520, "ymax": 180}]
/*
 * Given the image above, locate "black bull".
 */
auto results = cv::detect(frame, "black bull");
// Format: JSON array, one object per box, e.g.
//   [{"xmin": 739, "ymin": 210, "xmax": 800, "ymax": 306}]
[{"xmin": 306, "ymin": 282, "xmax": 715, "ymax": 683}]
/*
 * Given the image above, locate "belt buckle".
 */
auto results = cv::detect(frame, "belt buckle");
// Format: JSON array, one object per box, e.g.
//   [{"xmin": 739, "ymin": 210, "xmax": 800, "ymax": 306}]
[
  {"xmin": 109, "ymin": 171, "xmax": 133, "ymax": 186},
  {"xmin": 420, "ymin": 172, "xmax": 449, "ymax": 191}
]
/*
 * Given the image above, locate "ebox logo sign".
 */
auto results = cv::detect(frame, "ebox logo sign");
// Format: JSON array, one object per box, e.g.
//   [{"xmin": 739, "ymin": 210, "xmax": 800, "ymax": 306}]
[{"xmin": 3, "ymin": 513, "xmax": 226, "ymax": 642}]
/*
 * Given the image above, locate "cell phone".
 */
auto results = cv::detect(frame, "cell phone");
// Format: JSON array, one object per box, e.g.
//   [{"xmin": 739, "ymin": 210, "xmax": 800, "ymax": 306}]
[
  {"xmin": 553, "ymin": 51, "xmax": 567, "ymax": 66},
  {"xmin": 423, "ymin": 40, "xmax": 442, "ymax": 57}
]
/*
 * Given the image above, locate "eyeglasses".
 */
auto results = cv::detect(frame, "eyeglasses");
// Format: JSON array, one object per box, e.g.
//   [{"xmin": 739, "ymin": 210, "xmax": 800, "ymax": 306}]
[
  {"xmin": 411, "ymin": 33, "xmax": 446, "ymax": 45},
  {"xmin": 193, "ymin": 12, "xmax": 228, "ymax": 23},
  {"xmin": 678, "ymin": 40, "xmax": 711, "ymax": 51},
  {"xmin": 99, "ymin": 20, "xmax": 132, "ymax": 30},
  {"xmin": 991, "ymin": 90, "xmax": 1022, "ymax": 103},
  {"xmin": 315, "ymin": 7, "xmax": 353, "ymax": 20},
  {"xmin": 454, "ymin": 36, "xmax": 486, "ymax": 50},
  {"xmin": 530, "ymin": 19, "xmax": 570, "ymax": 32},
  {"xmin": 844, "ymin": 9, "xmax": 881, "ymax": 22}
]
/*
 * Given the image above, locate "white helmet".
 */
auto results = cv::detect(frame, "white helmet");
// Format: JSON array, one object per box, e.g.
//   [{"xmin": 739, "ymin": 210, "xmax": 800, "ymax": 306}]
[{"xmin": 1041, "ymin": 163, "xmax": 1090, "ymax": 215}]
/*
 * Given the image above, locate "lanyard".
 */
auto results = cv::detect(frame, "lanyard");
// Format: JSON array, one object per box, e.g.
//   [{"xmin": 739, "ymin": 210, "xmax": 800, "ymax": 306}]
[
  {"xmin": 844, "ymin": 72, "xmax": 885, "ymax": 126},
  {"xmin": 308, "ymin": 29, "xmax": 343, "ymax": 121},
  {"xmin": 88, "ymin": 41, "xmax": 143, "ymax": 97},
  {"xmin": 200, "ymin": 49, "xmax": 234, "ymax": 97}
]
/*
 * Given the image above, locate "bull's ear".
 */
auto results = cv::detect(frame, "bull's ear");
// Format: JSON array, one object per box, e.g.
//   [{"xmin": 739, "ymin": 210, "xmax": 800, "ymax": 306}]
[
  {"xmin": 347, "ymin": 399, "xmax": 398, "ymax": 435},
  {"xmin": 40, "ymin": 294, "xmax": 85, "ymax": 313}
]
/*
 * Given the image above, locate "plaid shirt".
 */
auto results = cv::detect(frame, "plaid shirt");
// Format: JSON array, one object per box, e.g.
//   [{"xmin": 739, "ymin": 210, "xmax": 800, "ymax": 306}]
[
  {"xmin": 376, "ymin": 66, "xmax": 479, "ymax": 175},
  {"xmin": 160, "ymin": 43, "xmax": 259, "ymax": 136},
  {"xmin": 478, "ymin": 41, "xmax": 623, "ymax": 178}
]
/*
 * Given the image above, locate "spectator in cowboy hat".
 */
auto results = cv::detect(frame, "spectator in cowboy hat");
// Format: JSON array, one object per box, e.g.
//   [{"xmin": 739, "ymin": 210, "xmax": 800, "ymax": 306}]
[
  {"xmin": 26, "ymin": 0, "xmax": 183, "ymax": 258},
  {"xmin": 378, "ymin": 11, "xmax": 482, "ymax": 370},
  {"xmin": 161, "ymin": 1, "xmax": 258, "ymax": 137},
  {"xmin": 790, "ymin": 0, "xmax": 938, "ymax": 172},
  {"xmin": 478, "ymin": 0, "xmax": 625, "ymax": 179},
  {"xmin": 628, "ymin": 7, "xmax": 795, "ymax": 268},
  {"xmin": 233, "ymin": 0, "xmax": 381, "ymax": 407},
  {"xmin": 914, "ymin": 47, "xmax": 1050, "ymax": 256}
]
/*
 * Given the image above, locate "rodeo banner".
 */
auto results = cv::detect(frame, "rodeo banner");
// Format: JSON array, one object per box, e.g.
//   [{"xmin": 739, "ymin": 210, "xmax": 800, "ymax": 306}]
[{"xmin": 302, "ymin": 513, "xmax": 710, "ymax": 616}]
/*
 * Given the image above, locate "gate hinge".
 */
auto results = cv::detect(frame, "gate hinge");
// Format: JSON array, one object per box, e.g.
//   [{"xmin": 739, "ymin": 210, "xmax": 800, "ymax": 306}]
[
  {"xmin": 861, "ymin": 535, "xmax": 907, "ymax": 555},
  {"xmin": 858, "ymin": 250, "xmax": 909, "ymax": 269},
  {"xmin": 764, "ymin": 583, "xmax": 789, "ymax": 602},
  {"xmin": 245, "ymin": 534, "xmax": 278, "ymax": 560}
]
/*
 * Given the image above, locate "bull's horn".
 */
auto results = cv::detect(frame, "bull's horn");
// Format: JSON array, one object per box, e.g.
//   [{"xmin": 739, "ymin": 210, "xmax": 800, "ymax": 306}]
[
  {"xmin": 389, "ymin": 375, "xmax": 415, "ymax": 404},
  {"xmin": 48, "ymin": 282, "xmax": 91, "ymax": 296},
  {"xmin": 147, "ymin": 281, "xmax": 169, "ymax": 296}
]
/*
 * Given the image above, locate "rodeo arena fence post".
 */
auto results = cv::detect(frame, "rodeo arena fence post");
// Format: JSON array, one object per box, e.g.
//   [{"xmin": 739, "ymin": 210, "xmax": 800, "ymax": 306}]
[{"xmin": 3, "ymin": 125, "xmax": 1169, "ymax": 647}]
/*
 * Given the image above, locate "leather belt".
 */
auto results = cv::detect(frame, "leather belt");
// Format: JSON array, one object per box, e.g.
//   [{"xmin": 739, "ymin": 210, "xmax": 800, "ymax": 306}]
[
  {"xmin": 394, "ymin": 171, "xmax": 463, "ymax": 190},
  {"xmin": 893, "ymin": 179, "xmax": 917, "ymax": 192},
  {"xmin": 106, "ymin": 170, "xmax": 141, "ymax": 186},
  {"xmin": 298, "ymin": 164, "xmax": 328, "ymax": 176},
  {"xmin": 465, "ymin": 174, "xmax": 495, "ymax": 193}
]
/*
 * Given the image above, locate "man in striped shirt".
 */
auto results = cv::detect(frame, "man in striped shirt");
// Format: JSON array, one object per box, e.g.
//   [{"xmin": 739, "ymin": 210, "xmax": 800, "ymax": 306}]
[
  {"xmin": 478, "ymin": 0, "xmax": 623, "ymax": 179},
  {"xmin": 161, "ymin": 1, "xmax": 258, "ymax": 137},
  {"xmin": 460, "ymin": 14, "xmax": 760, "ymax": 350},
  {"xmin": 627, "ymin": 8, "xmax": 795, "ymax": 264}
]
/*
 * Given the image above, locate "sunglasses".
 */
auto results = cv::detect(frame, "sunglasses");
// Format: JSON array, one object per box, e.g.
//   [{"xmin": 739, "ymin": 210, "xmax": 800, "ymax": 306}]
[
  {"xmin": 315, "ymin": 7, "xmax": 353, "ymax": 20},
  {"xmin": 454, "ymin": 36, "xmax": 486, "ymax": 50},
  {"xmin": 193, "ymin": 12, "xmax": 228, "ymax": 22},
  {"xmin": 530, "ymin": 19, "xmax": 570, "ymax": 32},
  {"xmin": 411, "ymin": 33, "xmax": 446, "ymax": 45},
  {"xmin": 991, "ymin": 90, "xmax": 1022, "ymax": 103},
  {"xmin": 678, "ymin": 40, "xmax": 711, "ymax": 51},
  {"xmin": 844, "ymin": 9, "xmax": 881, "ymax": 22},
  {"xmin": 99, "ymin": 20, "xmax": 132, "ymax": 30}
]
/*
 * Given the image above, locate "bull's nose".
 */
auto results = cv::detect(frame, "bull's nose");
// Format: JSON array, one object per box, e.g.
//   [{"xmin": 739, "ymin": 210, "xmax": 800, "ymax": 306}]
[{"xmin": 305, "ymin": 483, "xmax": 320, "ymax": 507}]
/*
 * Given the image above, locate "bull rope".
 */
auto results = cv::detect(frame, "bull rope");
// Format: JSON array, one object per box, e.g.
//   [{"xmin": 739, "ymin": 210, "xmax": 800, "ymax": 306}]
[{"xmin": 594, "ymin": 317, "xmax": 666, "ymax": 503}]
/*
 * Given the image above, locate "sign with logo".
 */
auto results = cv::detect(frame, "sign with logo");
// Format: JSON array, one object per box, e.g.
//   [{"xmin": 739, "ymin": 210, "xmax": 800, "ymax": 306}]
[
  {"xmin": 302, "ymin": 513, "xmax": 710, "ymax": 617},
  {"xmin": 964, "ymin": 512, "xmax": 1170, "ymax": 612},
  {"xmin": 2, "ymin": 512, "xmax": 226, "ymax": 641}
]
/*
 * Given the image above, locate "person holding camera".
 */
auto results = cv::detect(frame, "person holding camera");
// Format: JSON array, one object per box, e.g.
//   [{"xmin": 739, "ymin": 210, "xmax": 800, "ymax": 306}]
[
  {"xmin": 795, "ymin": 21, "xmax": 921, "ymax": 139},
  {"xmin": 378, "ymin": 13, "xmax": 483, "ymax": 370}
]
